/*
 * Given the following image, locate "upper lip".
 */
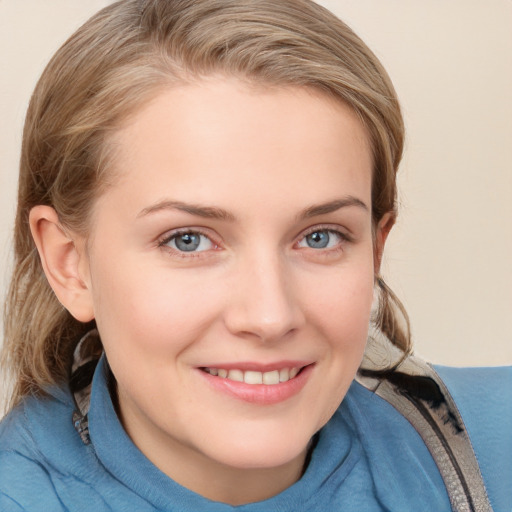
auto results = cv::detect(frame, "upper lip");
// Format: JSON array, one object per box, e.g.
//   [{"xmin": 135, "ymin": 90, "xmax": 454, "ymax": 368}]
[{"xmin": 198, "ymin": 361, "xmax": 314, "ymax": 372}]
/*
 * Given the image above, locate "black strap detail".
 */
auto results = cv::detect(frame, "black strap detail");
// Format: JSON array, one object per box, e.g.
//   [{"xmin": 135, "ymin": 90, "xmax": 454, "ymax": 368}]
[{"xmin": 357, "ymin": 348, "xmax": 492, "ymax": 512}]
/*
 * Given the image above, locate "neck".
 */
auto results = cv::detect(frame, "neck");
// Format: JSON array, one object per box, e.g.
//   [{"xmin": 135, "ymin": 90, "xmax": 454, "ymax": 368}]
[
  {"xmin": 118, "ymin": 395, "xmax": 309, "ymax": 505},
  {"xmin": 171, "ymin": 447, "xmax": 308, "ymax": 505}
]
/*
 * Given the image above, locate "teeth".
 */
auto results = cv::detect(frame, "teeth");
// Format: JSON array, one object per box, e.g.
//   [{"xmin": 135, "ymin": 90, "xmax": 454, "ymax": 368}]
[
  {"xmin": 227, "ymin": 369, "xmax": 244, "ymax": 382},
  {"xmin": 204, "ymin": 366, "xmax": 301, "ymax": 385},
  {"xmin": 245, "ymin": 371, "xmax": 263, "ymax": 384},
  {"xmin": 263, "ymin": 370, "xmax": 280, "ymax": 385}
]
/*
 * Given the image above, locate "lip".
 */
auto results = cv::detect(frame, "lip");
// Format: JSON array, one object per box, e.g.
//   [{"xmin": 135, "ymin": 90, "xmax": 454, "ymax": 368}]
[
  {"xmin": 198, "ymin": 360, "xmax": 312, "ymax": 372},
  {"xmin": 198, "ymin": 362, "xmax": 314, "ymax": 405}
]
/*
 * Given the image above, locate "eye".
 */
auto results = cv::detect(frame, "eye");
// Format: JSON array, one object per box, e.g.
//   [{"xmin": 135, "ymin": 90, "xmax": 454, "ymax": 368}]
[
  {"xmin": 297, "ymin": 229, "xmax": 343, "ymax": 249},
  {"xmin": 162, "ymin": 231, "xmax": 214, "ymax": 252}
]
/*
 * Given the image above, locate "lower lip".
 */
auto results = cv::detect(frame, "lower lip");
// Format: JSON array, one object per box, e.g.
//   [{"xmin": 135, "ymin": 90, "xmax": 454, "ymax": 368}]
[{"xmin": 199, "ymin": 365, "xmax": 314, "ymax": 405}]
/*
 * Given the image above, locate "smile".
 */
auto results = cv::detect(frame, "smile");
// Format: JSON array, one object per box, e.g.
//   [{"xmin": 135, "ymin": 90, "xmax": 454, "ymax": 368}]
[
  {"xmin": 201, "ymin": 367, "xmax": 301, "ymax": 385},
  {"xmin": 199, "ymin": 364, "xmax": 313, "ymax": 404}
]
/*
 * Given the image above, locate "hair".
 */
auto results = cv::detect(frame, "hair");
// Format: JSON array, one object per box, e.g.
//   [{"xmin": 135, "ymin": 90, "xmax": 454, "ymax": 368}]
[{"xmin": 2, "ymin": 0, "xmax": 409, "ymax": 411}]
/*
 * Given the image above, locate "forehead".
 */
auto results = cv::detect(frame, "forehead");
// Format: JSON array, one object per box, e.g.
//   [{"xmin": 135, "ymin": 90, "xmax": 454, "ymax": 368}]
[{"xmin": 99, "ymin": 78, "xmax": 373, "ymax": 221}]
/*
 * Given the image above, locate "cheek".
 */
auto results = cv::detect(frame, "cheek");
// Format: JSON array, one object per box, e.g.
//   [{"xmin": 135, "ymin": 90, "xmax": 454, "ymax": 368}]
[
  {"xmin": 303, "ymin": 262, "xmax": 375, "ymax": 338},
  {"xmin": 302, "ymin": 263, "xmax": 375, "ymax": 428},
  {"xmin": 89, "ymin": 255, "xmax": 221, "ymax": 359}
]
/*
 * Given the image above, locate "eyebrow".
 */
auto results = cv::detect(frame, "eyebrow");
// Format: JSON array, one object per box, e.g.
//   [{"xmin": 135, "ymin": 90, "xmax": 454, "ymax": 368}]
[
  {"xmin": 138, "ymin": 200, "xmax": 236, "ymax": 221},
  {"xmin": 137, "ymin": 196, "xmax": 368, "ymax": 221},
  {"xmin": 298, "ymin": 196, "xmax": 369, "ymax": 219}
]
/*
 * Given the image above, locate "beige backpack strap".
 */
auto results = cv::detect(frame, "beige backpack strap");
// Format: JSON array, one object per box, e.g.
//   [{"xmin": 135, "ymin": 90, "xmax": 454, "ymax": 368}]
[{"xmin": 357, "ymin": 340, "xmax": 492, "ymax": 512}]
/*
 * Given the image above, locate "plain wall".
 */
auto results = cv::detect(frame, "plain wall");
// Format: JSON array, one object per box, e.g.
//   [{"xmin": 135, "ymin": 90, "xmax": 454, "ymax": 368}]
[{"xmin": 1, "ymin": 0, "xmax": 511, "ymax": 409}]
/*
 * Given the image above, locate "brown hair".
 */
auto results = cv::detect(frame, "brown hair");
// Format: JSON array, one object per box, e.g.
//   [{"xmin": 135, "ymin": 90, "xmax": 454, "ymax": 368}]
[{"xmin": 2, "ymin": 0, "xmax": 408, "ymax": 410}]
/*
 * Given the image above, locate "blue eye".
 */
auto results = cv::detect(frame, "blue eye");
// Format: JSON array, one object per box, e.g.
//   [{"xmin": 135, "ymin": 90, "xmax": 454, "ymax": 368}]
[
  {"xmin": 165, "ymin": 232, "xmax": 213, "ymax": 252},
  {"xmin": 298, "ymin": 230, "xmax": 342, "ymax": 249}
]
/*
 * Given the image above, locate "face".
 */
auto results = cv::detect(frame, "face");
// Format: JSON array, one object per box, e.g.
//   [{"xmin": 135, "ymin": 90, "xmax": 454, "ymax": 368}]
[{"xmin": 79, "ymin": 78, "xmax": 384, "ymax": 495}]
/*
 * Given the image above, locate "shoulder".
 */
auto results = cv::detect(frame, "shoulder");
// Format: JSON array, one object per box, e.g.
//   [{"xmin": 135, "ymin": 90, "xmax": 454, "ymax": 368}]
[
  {"xmin": 433, "ymin": 365, "xmax": 512, "ymax": 450},
  {"xmin": 0, "ymin": 450, "xmax": 68, "ymax": 512},
  {"xmin": 0, "ymin": 388, "xmax": 90, "ymax": 511},
  {"xmin": 434, "ymin": 365, "xmax": 512, "ymax": 511},
  {"xmin": 341, "ymin": 381, "xmax": 453, "ymax": 510},
  {"xmin": 0, "ymin": 383, "xmax": 146, "ymax": 511},
  {"xmin": 0, "ymin": 386, "xmax": 75, "ymax": 457}
]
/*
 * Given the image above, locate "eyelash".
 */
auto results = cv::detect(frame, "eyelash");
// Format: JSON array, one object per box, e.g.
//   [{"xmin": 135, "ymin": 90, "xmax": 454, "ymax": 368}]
[
  {"xmin": 157, "ymin": 225, "xmax": 352, "ymax": 257},
  {"xmin": 157, "ymin": 228, "xmax": 219, "ymax": 258},
  {"xmin": 296, "ymin": 225, "xmax": 353, "ymax": 254}
]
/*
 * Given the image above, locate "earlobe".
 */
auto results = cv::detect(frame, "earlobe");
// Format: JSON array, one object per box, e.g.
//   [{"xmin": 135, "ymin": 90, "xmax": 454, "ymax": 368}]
[
  {"xmin": 374, "ymin": 211, "xmax": 395, "ymax": 274},
  {"xmin": 29, "ymin": 205, "xmax": 94, "ymax": 322}
]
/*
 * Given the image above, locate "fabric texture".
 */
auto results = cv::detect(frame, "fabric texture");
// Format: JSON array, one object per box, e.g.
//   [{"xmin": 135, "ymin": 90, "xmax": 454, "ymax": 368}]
[{"xmin": 0, "ymin": 356, "xmax": 510, "ymax": 511}]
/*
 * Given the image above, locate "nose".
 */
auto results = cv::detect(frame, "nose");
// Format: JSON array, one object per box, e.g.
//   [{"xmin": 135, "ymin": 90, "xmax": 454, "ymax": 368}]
[{"xmin": 223, "ymin": 250, "xmax": 305, "ymax": 343}]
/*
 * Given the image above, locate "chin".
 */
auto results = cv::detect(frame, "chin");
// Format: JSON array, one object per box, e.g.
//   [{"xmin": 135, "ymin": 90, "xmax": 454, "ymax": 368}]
[{"xmin": 200, "ymin": 421, "xmax": 316, "ymax": 470}]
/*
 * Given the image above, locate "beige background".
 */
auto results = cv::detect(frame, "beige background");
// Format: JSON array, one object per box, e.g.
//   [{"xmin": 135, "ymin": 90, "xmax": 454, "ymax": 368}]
[{"xmin": 1, "ymin": 0, "xmax": 511, "ymax": 405}]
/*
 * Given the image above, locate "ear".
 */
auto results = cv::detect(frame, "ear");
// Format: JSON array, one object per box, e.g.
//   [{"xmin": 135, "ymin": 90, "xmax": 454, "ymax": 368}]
[
  {"xmin": 29, "ymin": 205, "xmax": 94, "ymax": 322},
  {"xmin": 374, "ymin": 211, "xmax": 395, "ymax": 275}
]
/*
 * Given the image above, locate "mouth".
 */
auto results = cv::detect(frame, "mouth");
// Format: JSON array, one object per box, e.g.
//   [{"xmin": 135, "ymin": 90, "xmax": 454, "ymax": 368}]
[
  {"xmin": 198, "ymin": 363, "xmax": 314, "ymax": 404},
  {"xmin": 200, "ymin": 366, "xmax": 304, "ymax": 385}
]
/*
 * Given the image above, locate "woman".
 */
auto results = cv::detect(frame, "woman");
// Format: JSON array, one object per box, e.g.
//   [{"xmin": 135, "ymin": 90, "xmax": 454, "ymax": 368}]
[{"xmin": 0, "ymin": 1, "xmax": 510, "ymax": 510}]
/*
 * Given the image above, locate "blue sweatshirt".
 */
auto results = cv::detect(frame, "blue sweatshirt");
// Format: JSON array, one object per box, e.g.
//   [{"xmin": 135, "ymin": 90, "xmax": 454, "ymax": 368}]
[{"xmin": 0, "ymin": 358, "xmax": 510, "ymax": 511}]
